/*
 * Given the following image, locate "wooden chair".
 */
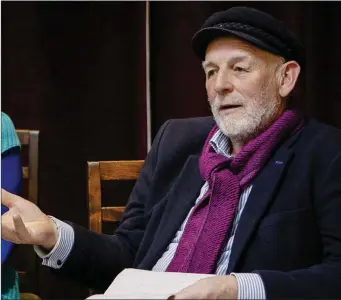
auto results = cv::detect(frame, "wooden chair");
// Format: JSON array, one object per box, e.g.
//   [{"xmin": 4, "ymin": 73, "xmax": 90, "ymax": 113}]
[
  {"xmin": 16, "ymin": 130, "xmax": 39, "ymax": 205},
  {"xmin": 87, "ymin": 160, "xmax": 144, "ymax": 295},
  {"xmin": 15, "ymin": 130, "xmax": 40, "ymax": 298},
  {"xmin": 87, "ymin": 160, "xmax": 144, "ymax": 234}
]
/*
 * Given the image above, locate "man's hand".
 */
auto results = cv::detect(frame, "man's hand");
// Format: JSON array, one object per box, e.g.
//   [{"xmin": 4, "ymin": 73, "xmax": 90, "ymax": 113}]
[
  {"xmin": 173, "ymin": 275, "xmax": 238, "ymax": 299},
  {"xmin": 1, "ymin": 189, "xmax": 59, "ymax": 250}
]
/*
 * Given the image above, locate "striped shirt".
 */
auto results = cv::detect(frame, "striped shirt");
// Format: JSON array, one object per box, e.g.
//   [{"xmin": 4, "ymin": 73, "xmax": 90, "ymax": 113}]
[{"xmin": 34, "ymin": 129, "xmax": 266, "ymax": 299}]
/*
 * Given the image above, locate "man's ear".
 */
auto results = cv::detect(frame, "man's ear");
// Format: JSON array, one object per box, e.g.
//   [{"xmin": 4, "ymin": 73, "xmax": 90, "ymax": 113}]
[{"xmin": 278, "ymin": 61, "xmax": 301, "ymax": 97}]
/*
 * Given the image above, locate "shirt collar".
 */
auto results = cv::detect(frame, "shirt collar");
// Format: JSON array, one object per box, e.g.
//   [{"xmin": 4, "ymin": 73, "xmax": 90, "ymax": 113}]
[{"xmin": 209, "ymin": 129, "xmax": 234, "ymax": 158}]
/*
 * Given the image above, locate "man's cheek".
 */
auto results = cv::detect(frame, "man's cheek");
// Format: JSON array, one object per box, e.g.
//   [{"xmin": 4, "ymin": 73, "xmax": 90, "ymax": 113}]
[
  {"xmin": 206, "ymin": 84, "xmax": 216, "ymax": 100},
  {"xmin": 208, "ymin": 92, "xmax": 216, "ymax": 104}
]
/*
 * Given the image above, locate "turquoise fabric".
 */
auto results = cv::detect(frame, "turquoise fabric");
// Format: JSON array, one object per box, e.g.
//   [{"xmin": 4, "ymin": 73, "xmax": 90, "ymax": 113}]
[
  {"xmin": 1, "ymin": 266, "xmax": 20, "ymax": 300},
  {"xmin": 1, "ymin": 112, "xmax": 21, "ymax": 154},
  {"xmin": 1, "ymin": 112, "xmax": 21, "ymax": 299}
]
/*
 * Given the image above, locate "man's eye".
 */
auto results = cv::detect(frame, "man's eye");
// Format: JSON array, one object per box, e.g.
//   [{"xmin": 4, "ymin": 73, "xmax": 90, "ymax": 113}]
[
  {"xmin": 234, "ymin": 66, "xmax": 246, "ymax": 72},
  {"xmin": 207, "ymin": 70, "xmax": 216, "ymax": 78}
]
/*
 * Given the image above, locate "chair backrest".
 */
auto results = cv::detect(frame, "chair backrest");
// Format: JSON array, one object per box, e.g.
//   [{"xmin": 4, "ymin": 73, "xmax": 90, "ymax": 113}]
[
  {"xmin": 16, "ymin": 130, "xmax": 39, "ymax": 205},
  {"xmin": 14, "ymin": 129, "xmax": 40, "ymax": 294},
  {"xmin": 87, "ymin": 160, "xmax": 144, "ymax": 233}
]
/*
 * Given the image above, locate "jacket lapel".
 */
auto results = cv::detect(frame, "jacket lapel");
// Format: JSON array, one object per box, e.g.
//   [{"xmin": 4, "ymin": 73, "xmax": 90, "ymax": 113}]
[
  {"xmin": 227, "ymin": 146, "xmax": 295, "ymax": 273},
  {"xmin": 139, "ymin": 154, "xmax": 204, "ymax": 269},
  {"xmin": 227, "ymin": 124, "xmax": 305, "ymax": 273}
]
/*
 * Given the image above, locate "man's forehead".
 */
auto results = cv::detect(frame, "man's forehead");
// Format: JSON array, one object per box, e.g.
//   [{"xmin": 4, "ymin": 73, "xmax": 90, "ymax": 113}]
[
  {"xmin": 203, "ymin": 37, "xmax": 279, "ymax": 65},
  {"xmin": 202, "ymin": 54, "xmax": 250, "ymax": 69}
]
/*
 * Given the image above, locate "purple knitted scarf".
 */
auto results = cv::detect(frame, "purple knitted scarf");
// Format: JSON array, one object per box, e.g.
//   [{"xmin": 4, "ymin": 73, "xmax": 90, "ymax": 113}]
[{"xmin": 166, "ymin": 109, "xmax": 304, "ymax": 274}]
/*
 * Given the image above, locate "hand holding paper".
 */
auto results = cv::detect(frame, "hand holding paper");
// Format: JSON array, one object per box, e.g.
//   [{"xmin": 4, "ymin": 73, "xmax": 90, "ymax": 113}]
[{"xmin": 86, "ymin": 268, "xmax": 216, "ymax": 299}]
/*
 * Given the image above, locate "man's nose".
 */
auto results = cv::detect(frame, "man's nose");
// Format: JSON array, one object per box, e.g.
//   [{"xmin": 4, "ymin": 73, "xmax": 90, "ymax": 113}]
[{"xmin": 214, "ymin": 70, "xmax": 233, "ymax": 95}]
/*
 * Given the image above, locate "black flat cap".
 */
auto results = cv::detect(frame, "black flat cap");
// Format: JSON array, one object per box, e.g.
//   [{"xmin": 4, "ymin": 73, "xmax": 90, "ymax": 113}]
[{"xmin": 192, "ymin": 7, "xmax": 305, "ymax": 68}]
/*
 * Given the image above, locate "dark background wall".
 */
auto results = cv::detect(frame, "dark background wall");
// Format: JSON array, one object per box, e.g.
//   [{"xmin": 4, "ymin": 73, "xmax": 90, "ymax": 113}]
[{"xmin": 2, "ymin": 1, "xmax": 341, "ymax": 298}]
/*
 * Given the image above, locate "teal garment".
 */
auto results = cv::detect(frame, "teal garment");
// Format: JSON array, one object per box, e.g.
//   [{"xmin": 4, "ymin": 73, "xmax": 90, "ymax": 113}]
[
  {"xmin": 1, "ymin": 112, "xmax": 21, "ymax": 154},
  {"xmin": 1, "ymin": 266, "xmax": 19, "ymax": 300},
  {"xmin": 1, "ymin": 112, "xmax": 21, "ymax": 300}
]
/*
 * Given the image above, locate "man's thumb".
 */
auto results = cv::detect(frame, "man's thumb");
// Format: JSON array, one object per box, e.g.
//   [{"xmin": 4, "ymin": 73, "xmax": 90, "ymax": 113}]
[{"xmin": 13, "ymin": 213, "xmax": 31, "ymax": 244}]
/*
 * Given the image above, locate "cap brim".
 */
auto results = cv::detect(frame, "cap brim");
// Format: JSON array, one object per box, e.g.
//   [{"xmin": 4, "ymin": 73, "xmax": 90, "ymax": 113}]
[{"xmin": 192, "ymin": 27, "xmax": 282, "ymax": 60}]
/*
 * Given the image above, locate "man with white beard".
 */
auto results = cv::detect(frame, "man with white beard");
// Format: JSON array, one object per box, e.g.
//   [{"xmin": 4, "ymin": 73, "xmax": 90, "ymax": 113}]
[{"xmin": 2, "ymin": 6, "xmax": 341, "ymax": 300}]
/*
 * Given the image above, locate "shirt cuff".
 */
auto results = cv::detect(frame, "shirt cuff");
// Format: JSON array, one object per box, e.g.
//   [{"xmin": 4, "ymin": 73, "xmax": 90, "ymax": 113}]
[
  {"xmin": 33, "ymin": 216, "xmax": 75, "ymax": 269},
  {"xmin": 231, "ymin": 273, "xmax": 266, "ymax": 300}
]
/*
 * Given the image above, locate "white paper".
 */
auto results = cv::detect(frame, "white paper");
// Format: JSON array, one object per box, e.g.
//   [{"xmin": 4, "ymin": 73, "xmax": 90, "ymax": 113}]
[{"xmin": 86, "ymin": 268, "xmax": 214, "ymax": 299}]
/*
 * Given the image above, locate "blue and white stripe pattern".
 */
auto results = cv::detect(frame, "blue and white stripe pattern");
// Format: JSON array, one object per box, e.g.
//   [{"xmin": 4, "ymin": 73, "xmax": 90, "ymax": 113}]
[
  {"xmin": 34, "ymin": 216, "xmax": 74, "ymax": 268},
  {"xmin": 35, "ymin": 129, "xmax": 266, "ymax": 299},
  {"xmin": 233, "ymin": 272, "xmax": 267, "ymax": 300}
]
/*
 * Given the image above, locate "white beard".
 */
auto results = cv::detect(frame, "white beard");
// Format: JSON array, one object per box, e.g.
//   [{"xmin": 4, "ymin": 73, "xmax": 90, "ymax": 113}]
[{"xmin": 210, "ymin": 89, "xmax": 282, "ymax": 144}]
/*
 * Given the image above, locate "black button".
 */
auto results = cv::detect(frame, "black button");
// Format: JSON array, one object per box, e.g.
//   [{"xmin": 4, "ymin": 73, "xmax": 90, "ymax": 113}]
[{"xmin": 57, "ymin": 259, "xmax": 62, "ymax": 266}]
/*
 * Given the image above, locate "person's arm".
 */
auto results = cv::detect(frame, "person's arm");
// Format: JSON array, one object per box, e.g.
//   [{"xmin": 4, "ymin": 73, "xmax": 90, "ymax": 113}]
[
  {"xmin": 1, "ymin": 147, "xmax": 22, "ymax": 264},
  {"xmin": 33, "ymin": 216, "xmax": 75, "ymax": 268},
  {"xmin": 1, "ymin": 120, "xmax": 171, "ymax": 291},
  {"xmin": 232, "ymin": 273, "xmax": 266, "ymax": 299},
  {"xmin": 50, "ymin": 120, "xmax": 171, "ymax": 290}
]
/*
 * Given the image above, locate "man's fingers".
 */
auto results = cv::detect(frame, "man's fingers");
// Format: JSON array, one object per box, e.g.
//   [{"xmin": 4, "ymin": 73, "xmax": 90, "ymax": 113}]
[
  {"xmin": 1, "ymin": 213, "xmax": 16, "ymax": 242},
  {"xmin": 172, "ymin": 286, "xmax": 195, "ymax": 300},
  {"xmin": 13, "ymin": 213, "xmax": 31, "ymax": 244},
  {"xmin": 1, "ymin": 189, "xmax": 20, "ymax": 208},
  {"xmin": 172, "ymin": 291, "xmax": 191, "ymax": 300}
]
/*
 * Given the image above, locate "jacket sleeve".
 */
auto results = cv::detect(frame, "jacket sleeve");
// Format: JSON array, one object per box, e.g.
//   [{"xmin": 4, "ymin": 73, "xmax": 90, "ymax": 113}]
[
  {"xmin": 52, "ymin": 120, "xmax": 170, "ymax": 291},
  {"xmin": 255, "ymin": 151, "xmax": 341, "ymax": 299}
]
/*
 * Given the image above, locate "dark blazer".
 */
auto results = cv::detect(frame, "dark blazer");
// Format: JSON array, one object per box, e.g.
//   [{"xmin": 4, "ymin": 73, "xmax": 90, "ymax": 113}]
[{"xmin": 55, "ymin": 116, "xmax": 341, "ymax": 298}]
